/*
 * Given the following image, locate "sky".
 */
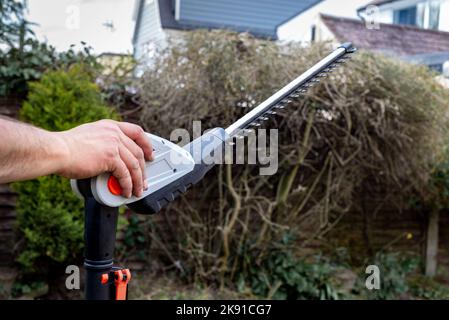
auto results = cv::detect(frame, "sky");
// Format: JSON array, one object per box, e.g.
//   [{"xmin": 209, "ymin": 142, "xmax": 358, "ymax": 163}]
[{"xmin": 26, "ymin": 0, "xmax": 137, "ymax": 54}]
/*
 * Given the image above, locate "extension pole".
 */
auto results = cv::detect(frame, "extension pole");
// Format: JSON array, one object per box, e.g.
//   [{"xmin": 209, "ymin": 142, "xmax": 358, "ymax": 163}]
[
  {"xmin": 83, "ymin": 197, "xmax": 119, "ymax": 300},
  {"xmin": 73, "ymin": 179, "xmax": 130, "ymax": 300}
]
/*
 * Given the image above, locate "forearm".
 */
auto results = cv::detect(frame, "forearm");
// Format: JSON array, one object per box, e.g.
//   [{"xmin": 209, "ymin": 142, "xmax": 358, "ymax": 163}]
[
  {"xmin": 0, "ymin": 118, "xmax": 67, "ymax": 183},
  {"xmin": 0, "ymin": 118, "xmax": 152, "ymax": 196}
]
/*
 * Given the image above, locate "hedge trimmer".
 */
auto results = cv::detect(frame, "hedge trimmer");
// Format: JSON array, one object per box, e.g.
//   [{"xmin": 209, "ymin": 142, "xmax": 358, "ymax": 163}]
[{"xmin": 71, "ymin": 43, "xmax": 357, "ymax": 300}]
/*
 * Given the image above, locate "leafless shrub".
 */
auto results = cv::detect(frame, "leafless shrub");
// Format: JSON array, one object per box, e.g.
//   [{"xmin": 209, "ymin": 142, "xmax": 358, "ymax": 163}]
[{"xmin": 135, "ymin": 30, "xmax": 449, "ymax": 286}]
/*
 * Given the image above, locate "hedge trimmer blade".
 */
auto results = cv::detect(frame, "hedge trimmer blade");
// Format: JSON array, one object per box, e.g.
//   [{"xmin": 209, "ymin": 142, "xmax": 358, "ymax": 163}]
[{"xmin": 226, "ymin": 43, "xmax": 357, "ymax": 138}]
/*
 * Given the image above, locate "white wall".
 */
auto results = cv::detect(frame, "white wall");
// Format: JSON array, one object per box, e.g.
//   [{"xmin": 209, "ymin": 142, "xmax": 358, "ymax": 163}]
[
  {"xmin": 440, "ymin": 0, "xmax": 449, "ymax": 32},
  {"xmin": 277, "ymin": 0, "xmax": 373, "ymax": 43},
  {"xmin": 373, "ymin": 10, "xmax": 394, "ymax": 24},
  {"xmin": 359, "ymin": 0, "xmax": 449, "ymax": 31}
]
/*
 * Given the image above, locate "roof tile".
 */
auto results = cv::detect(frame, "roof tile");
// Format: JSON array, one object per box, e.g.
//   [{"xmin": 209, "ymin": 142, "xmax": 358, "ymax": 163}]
[{"xmin": 321, "ymin": 14, "xmax": 449, "ymax": 56}]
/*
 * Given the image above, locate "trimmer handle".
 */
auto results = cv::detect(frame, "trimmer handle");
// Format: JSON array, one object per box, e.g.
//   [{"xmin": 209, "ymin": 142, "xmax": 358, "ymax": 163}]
[
  {"xmin": 72, "ymin": 128, "xmax": 228, "ymax": 214},
  {"xmin": 131, "ymin": 128, "xmax": 228, "ymax": 214}
]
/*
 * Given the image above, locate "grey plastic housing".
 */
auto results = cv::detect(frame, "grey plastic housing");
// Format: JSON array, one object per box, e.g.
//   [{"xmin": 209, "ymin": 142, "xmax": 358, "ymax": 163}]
[{"xmin": 128, "ymin": 128, "xmax": 229, "ymax": 214}]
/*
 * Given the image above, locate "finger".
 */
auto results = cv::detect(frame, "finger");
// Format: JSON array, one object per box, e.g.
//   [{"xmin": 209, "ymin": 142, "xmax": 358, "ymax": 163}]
[
  {"xmin": 110, "ymin": 158, "xmax": 132, "ymax": 198},
  {"xmin": 116, "ymin": 122, "xmax": 153, "ymax": 161},
  {"xmin": 119, "ymin": 145, "xmax": 144, "ymax": 197},
  {"xmin": 118, "ymin": 132, "xmax": 147, "ymax": 189}
]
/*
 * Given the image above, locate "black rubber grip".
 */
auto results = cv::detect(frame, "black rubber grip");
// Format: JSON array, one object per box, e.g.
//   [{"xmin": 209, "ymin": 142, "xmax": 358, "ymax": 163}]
[{"xmin": 127, "ymin": 163, "xmax": 214, "ymax": 215}]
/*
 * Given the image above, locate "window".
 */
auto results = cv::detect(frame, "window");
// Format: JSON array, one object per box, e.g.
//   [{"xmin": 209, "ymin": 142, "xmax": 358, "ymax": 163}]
[
  {"xmin": 392, "ymin": 1, "xmax": 441, "ymax": 30},
  {"xmin": 416, "ymin": 2, "xmax": 426, "ymax": 28},
  {"xmin": 428, "ymin": 0, "xmax": 441, "ymax": 30},
  {"xmin": 394, "ymin": 6, "xmax": 417, "ymax": 26},
  {"xmin": 310, "ymin": 25, "xmax": 316, "ymax": 42}
]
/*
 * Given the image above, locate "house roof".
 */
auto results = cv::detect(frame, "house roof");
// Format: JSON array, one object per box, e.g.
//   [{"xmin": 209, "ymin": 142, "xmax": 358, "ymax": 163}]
[
  {"xmin": 402, "ymin": 51, "xmax": 449, "ymax": 73},
  {"xmin": 320, "ymin": 14, "xmax": 449, "ymax": 56},
  {"xmin": 133, "ymin": 0, "xmax": 276, "ymax": 40},
  {"xmin": 133, "ymin": 0, "xmax": 324, "ymax": 41}
]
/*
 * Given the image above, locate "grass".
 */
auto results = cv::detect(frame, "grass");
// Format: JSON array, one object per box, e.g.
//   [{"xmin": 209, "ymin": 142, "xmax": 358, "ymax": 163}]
[{"xmin": 128, "ymin": 271, "xmax": 256, "ymax": 300}]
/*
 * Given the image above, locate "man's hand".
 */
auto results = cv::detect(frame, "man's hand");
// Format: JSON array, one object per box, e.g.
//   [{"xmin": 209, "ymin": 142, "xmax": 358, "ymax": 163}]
[
  {"xmin": 0, "ymin": 118, "xmax": 153, "ymax": 198},
  {"xmin": 56, "ymin": 120, "xmax": 153, "ymax": 198}
]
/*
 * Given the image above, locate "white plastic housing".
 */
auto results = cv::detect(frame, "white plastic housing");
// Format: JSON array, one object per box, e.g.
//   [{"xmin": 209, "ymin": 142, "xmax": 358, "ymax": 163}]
[{"xmin": 89, "ymin": 133, "xmax": 195, "ymax": 207}]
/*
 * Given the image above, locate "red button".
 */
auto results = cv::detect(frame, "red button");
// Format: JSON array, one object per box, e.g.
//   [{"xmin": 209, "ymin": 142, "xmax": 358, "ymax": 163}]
[{"xmin": 107, "ymin": 176, "xmax": 122, "ymax": 196}]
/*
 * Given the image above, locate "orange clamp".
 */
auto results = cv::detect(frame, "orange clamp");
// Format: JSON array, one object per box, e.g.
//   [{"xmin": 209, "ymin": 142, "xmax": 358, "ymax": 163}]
[{"xmin": 114, "ymin": 269, "xmax": 131, "ymax": 300}]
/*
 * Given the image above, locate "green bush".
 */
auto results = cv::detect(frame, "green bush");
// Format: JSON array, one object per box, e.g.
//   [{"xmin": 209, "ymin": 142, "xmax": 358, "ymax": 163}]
[
  {"xmin": 409, "ymin": 275, "xmax": 449, "ymax": 300},
  {"xmin": 358, "ymin": 252, "xmax": 419, "ymax": 300},
  {"xmin": 116, "ymin": 212, "xmax": 149, "ymax": 261},
  {"xmin": 0, "ymin": 39, "xmax": 100, "ymax": 97},
  {"xmin": 235, "ymin": 234, "xmax": 342, "ymax": 300},
  {"xmin": 12, "ymin": 64, "xmax": 118, "ymax": 272},
  {"xmin": 0, "ymin": 1, "xmax": 99, "ymax": 97}
]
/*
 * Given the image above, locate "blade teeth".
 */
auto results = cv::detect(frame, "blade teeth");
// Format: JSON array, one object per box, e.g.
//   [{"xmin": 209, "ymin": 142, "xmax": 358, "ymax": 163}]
[{"xmin": 240, "ymin": 52, "xmax": 355, "ymax": 134}]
